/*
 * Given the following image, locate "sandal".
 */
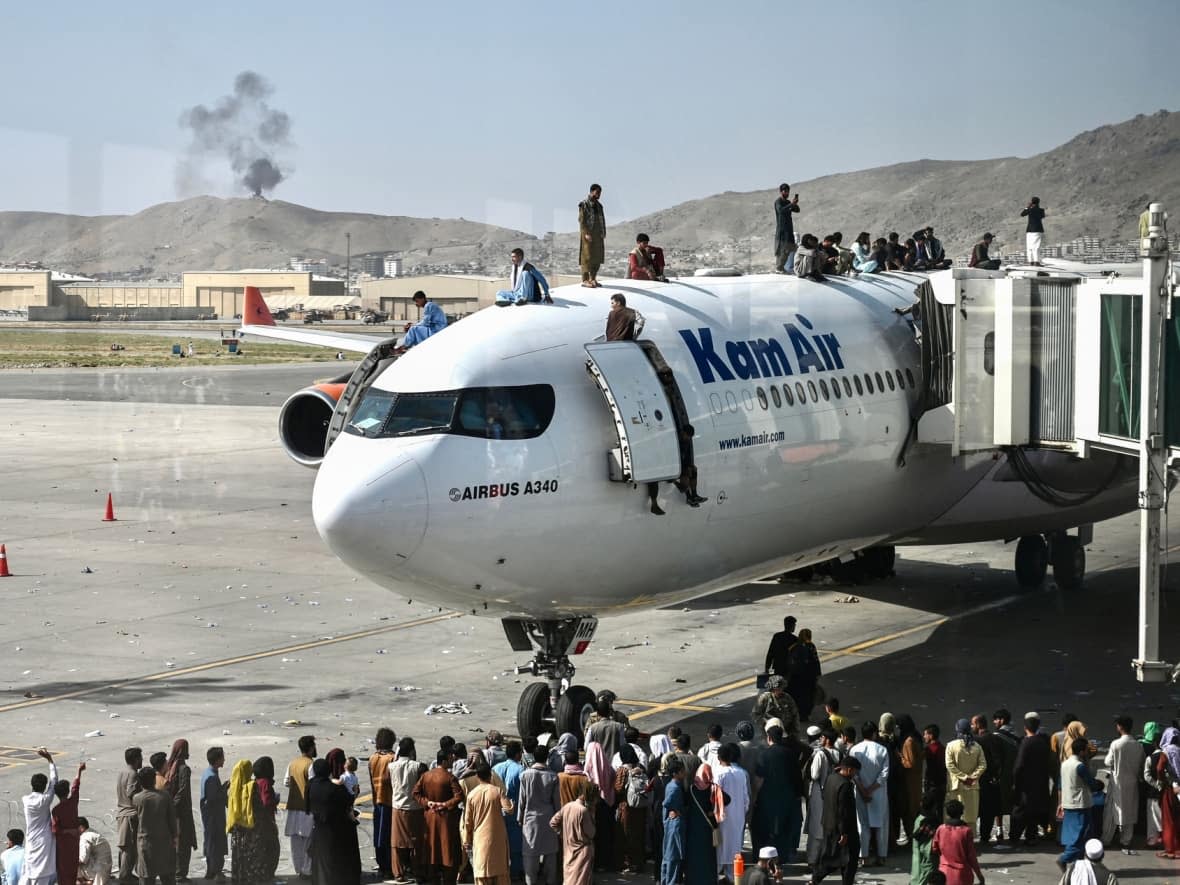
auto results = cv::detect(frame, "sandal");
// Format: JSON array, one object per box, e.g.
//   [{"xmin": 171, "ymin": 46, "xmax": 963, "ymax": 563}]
[{"xmin": 1156, "ymin": 851, "xmax": 1176, "ymax": 859}]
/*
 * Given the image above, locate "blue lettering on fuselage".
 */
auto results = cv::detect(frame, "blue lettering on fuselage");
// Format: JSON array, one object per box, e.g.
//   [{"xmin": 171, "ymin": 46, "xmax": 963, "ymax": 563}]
[{"xmin": 678, "ymin": 314, "xmax": 845, "ymax": 385}]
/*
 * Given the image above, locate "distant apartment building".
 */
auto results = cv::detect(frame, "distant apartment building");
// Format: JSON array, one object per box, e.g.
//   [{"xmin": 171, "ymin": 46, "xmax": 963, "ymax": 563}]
[
  {"xmin": 290, "ymin": 257, "xmax": 329, "ymax": 273},
  {"xmin": 361, "ymin": 254, "xmax": 386, "ymax": 277},
  {"xmin": 384, "ymin": 256, "xmax": 403, "ymax": 277}
]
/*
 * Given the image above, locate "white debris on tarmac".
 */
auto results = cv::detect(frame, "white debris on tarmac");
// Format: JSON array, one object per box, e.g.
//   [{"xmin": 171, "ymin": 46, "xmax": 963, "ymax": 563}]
[{"xmin": 424, "ymin": 702, "xmax": 471, "ymax": 716}]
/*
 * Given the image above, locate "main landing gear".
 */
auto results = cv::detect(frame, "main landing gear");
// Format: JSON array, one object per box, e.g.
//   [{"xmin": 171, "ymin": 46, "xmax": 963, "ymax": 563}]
[
  {"xmin": 503, "ymin": 617, "xmax": 600, "ymax": 742},
  {"xmin": 1013, "ymin": 530, "xmax": 1088, "ymax": 591}
]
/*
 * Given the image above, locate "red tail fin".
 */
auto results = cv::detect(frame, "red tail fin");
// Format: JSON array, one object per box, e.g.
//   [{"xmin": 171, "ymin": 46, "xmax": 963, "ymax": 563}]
[{"xmin": 243, "ymin": 286, "xmax": 276, "ymax": 326}]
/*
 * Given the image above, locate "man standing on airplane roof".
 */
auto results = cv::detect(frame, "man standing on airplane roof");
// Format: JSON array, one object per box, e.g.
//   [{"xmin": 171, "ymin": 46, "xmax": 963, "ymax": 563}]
[{"xmin": 774, "ymin": 183, "xmax": 801, "ymax": 273}]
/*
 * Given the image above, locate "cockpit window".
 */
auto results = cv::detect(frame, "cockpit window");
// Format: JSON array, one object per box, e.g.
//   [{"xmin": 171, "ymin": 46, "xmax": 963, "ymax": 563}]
[
  {"xmin": 453, "ymin": 385, "xmax": 555, "ymax": 439},
  {"xmin": 344, "ymin": 384, "xmax": 554, "ymax": 440}
]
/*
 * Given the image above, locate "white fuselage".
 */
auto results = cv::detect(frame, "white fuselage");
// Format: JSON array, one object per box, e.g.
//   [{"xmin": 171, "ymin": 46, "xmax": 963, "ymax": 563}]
[{"xmin": 311, "ymin": 272, "xmax": 1134, "ymax": 619}]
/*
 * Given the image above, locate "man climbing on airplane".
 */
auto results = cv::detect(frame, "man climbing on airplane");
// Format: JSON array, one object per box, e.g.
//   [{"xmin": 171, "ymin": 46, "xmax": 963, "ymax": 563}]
[
  {"xmin": 396, "ymin": 290, "xmax": 447, "ymax": 353},
  {"xmin": 496, "ymin": 248, "xmax": 552, "ymax": 306}
]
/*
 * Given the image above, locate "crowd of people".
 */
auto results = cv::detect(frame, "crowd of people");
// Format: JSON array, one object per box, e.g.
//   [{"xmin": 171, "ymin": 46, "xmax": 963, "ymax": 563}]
[
  {"xmin": 7, "ymin": 646, "xmax": 1169, "ymax": 885},
  {"xmin": 775, "ymin": 182, "xmax": 1051, "ymax": 279}
]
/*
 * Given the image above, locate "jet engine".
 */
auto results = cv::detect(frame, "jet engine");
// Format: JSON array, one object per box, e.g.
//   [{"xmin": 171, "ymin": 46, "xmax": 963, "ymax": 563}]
[{"xmin": 278, "ymin": 383, "xmax": 347, "ymax": 467}]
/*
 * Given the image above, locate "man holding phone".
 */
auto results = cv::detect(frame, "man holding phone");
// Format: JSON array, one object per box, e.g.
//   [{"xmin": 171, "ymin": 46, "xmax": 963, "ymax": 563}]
[{"xmin": 774, "ymin": 183, "xmax": 801, "ymax": 273}]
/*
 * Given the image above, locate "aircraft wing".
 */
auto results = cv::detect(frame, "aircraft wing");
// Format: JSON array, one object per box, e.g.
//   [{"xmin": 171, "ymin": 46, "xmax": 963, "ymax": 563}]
[
  {"xmin": 237, "ymin": 323, "xmax": 392, "ymax": 354},
  {"xmin": 236, "ymin": 285, "xmax": 396, "ymax": 354}
]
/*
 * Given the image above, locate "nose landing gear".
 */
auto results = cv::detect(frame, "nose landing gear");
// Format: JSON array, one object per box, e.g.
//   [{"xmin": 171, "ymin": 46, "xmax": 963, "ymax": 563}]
[{"xmin": 503, "ymin": 617, "xmax": 600, "ymax": 742}]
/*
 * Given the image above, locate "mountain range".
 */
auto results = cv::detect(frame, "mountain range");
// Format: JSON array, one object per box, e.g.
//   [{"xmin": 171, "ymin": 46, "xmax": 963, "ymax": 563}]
[{"xmin": 0, "ymin": 109, "xmax": 1175, "ymax": 278}]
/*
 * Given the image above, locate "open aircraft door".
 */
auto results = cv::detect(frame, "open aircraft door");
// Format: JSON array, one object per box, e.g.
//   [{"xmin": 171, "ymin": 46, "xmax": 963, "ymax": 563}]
[{"xmin": 585, "ymin": 341, "xmax": 684, "ymax": 483}]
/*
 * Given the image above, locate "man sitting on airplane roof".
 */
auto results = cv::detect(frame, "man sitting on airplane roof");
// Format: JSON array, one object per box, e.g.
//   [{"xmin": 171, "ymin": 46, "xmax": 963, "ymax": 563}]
[
  {"xmin": 792, "ymin": 234, "xmax": 827, "ymax": 282},
  {"xmin": 495, "ymin": 248, "xmax": 552, "ymax": 306},
  {"xmin": 916, "ymin": 226, "xmax": 952, "ymax": 269},
  {"xmin": 395, "ymin": 290, "xmax": 447, "ymax": 353},
  {"xmin": 968, "ymin": 233, "xmax": 1001, "ymax": 270},
  {"xmin": 627, "ymin": 233, "xmax": 668, "ymax": 282}
]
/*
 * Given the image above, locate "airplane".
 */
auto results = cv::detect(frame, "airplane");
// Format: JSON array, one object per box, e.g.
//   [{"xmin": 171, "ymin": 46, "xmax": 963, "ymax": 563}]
[{"xmin": 238, "ymin": 268, "xmax": 1138, "ymax": 741}]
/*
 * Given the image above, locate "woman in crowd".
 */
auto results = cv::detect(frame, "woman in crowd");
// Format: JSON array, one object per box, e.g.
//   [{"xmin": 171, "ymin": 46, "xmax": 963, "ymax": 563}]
[
  {"xmin": 308, "ymin": 755, "xmax": 361, "ymax": 884},
  {"xmin": 685, "ymin": 763, "xmax": 728, "ymax": 885},
  {"xmin": 584, "ymin": 741, "xmax": 616, "ymax": 871}
]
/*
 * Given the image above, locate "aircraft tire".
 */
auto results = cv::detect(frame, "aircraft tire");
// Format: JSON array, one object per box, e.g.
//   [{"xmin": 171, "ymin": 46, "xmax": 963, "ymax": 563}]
[
  {"xmin": 1051, "ymin": 536, "xmax": 1086, "ymax": 591},
  {"xmin": 555, "ymin": 684, "xmax": 596, "ymax": 745},
  {"xmin": 860, "ymin": 546, "xmax": 896, "ymax": 580},
  {"xmin": 516, "ymin": 682, "xmax": 553, "ymax": 740},
  {"xmin": 1015, "ymin": 535, "xmax": 1048, "ymax": 589}
]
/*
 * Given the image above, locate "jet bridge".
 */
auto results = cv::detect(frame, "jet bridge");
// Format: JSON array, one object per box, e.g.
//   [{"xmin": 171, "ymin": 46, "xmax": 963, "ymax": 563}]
[{"xmin": 913, "ymin": 203, "xmax": 1177, "ymax": 681}]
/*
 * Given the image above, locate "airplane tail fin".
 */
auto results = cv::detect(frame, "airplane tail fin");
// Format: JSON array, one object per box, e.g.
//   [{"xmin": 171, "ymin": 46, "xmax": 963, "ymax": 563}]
[{"xmin": 243, "ymin": 286, "xmax": 276, "ymax": 326}]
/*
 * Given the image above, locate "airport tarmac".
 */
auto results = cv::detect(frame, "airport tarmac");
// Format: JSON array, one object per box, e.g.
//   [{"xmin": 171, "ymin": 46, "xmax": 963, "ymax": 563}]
[{"xmin": 3, "ymin": 363, "xmax": 1180, "ymax": 884}]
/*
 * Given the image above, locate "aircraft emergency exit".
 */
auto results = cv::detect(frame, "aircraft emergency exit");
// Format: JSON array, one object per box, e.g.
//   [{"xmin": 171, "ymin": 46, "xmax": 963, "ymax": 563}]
[{"xmin": 239, "ymin": 271, "xmax": 1137, "ymax": 740}]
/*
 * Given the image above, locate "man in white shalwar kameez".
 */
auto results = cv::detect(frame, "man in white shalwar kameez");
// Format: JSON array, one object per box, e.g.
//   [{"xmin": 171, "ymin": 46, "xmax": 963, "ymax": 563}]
[
  {"xmin": 19, "ymin": 748, "xmax": 57, "ymax": 885},
  {"xmin": 850, "ymin": 724, "xmax": 890, "ymax": 863},
  {"xmin": 806, "ymin": 731, "xmax": 841, "ymax": 866},
  {"xmin": 1103, "ymin": 715, "xmax": 1145, "ymax": 848},
  {"xmin": 713, "ymin": 746, "xmax": 749, "ymax": 882}
]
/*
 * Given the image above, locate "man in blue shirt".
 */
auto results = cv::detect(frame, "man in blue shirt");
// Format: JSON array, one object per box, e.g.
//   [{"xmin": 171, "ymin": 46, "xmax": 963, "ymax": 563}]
[
  {"xmin": 496, "ymin": 248, "xmax": 552, "ymax": 306},
  {"xmin": 397, "ymin": 290, "xmax": 447, "ymax": 353},
  {"xmin": 661, "ymin": 760, "xmax": 687, "ymax": 885},
  {"xmin": 1, "ymin": 829, "xmax": 24, "ymax": 885},
  {"xmin": 200, "ymin": 747, "xmax": 227, "ymax": 883}
]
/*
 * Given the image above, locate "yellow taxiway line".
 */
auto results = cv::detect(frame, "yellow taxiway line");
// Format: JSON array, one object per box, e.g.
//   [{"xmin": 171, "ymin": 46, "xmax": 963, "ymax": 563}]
[{"xmin": 0, "ymin": 612, "xmax": 463, "ymax": 715}]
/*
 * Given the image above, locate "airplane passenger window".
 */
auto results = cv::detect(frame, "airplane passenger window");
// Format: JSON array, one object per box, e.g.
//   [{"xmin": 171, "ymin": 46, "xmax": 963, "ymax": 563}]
[
  {"xmin": 710, "ymin": 393, "xmax": 723, "ymax": 415},
  {"xmin": 742, "ymin": 390, "xmax": 755, "ymax": 411},
  {"xmin": 795, "ymin": 382, "xmax": 807, "ymax": 403},
  {"xmin": 783, "ymin": 384, "xmax": 795, "ymax": 406},
  {"xmin": 770, "ymin": 385, "xmax": 782, "ymax": 408},
  {"xmin": 854, "ymin": 375, "xmax": 863, "ymax": 395},
  {"xmin": 864, "ymin": 373, "xmax": 874, "ymax": 393},
  {"xmin": 453, "ymin": 385, "xmax": 556, "ymax": 439},
  {"xmin": 831, "ymin": 379, "xmax": 841, "ymax": 400},
  {"xmin": 819, "ymin": 379, "xmax": 830, "ymax": 401},
  {"xmin": 756, "ymin": 387, "xmax": 768, "ymax": 409},
  {"xmin": 875, "ymin": 372, "xmax": 885, "ymax": 391},
  {"xmin": 725, "ymin": 391, "xmax": 738, "ymax": 413},
  {"xmin": 905, "ymin": 368, "xmax": 916, "ymax": 387},
  {"xmin": 896, "ymin": 369, "xmax": 905, "ymax": 389},
  {"xmin": 886, "ymin": 372, "xmax": 895, "ymax": 391},
  {"xmin": 807, "ymin": 380, "xmax": 818, "ymax": 401},
  {"xmin": 843, "ymin": 377, "xmax": 853, "ymax": 397}
]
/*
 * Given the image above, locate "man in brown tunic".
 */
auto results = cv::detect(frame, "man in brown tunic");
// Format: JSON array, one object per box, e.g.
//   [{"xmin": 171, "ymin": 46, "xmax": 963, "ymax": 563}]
[
  {"xmin": 462, "ymin": 765, "xmax": 513, "ymax": 885},
  {"xmin": 549, "ymin": 781, "xmax": 597, "ymax": 885},
  {"xmin": 605, "ymin": 293, "xmax": 641, "ymax": 342},
  {"xmin": 413, "ymin": 750, "xmax": 464, "ymax": 885},
  {"xmin": 578, "ymin": 184, "xmax": 606, "ymax": 288},
  {"xmin": 116, "ymin": 747, "xmax": 142, "ymax": 885},
  {"xmin": 283, "ymin": 734, "xmax": 316, "ymax": 879},
  {"xmin": 132, "ymin": 766, "xmax": 178, "ymax": 885}
]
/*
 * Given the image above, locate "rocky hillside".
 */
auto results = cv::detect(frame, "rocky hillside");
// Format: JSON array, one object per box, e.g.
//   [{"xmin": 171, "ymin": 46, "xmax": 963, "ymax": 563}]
[
  {"xmin": 0, "ymin": 197, "xmax": 539, "ymax": 277},
  {"xmin": 1, "ymin": 110, "xmax": 1176, "ymax": 277}
]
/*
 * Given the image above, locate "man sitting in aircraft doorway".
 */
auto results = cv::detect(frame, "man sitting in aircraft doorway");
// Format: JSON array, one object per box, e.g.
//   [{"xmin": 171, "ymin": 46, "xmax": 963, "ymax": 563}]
[
  {"xmin": 395, "ymin": 290, "xmax": 447, "ymax": 353},
  {"xmin": 627, "ymin": 233, "xmax": 669, "ymax": 282},
  {"xmin": 495, "ymin": 248, "xmax": 552, "ymax": 306},
  {"xmin": 604, "ymin": 293, "xmax": 644, "ymax": 342}
]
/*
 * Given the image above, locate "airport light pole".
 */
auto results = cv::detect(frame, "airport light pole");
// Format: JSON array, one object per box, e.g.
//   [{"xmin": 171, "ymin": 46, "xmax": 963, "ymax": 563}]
[{"xmin": 346, "ymin": 232, "xmax": 351, "ymax": 297}]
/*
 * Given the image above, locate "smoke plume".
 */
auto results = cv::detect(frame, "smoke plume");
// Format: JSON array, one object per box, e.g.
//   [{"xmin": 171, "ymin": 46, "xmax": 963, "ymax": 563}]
[{"xmin": 177, "ymin": 71, "xmax": 292, "ymax": 197}]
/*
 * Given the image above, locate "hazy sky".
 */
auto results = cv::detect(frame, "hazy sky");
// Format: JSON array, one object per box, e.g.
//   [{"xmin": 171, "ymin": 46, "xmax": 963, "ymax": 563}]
[{"xmin": 2, "ymin": 0, "xmax": 1177, "ymax": 234}]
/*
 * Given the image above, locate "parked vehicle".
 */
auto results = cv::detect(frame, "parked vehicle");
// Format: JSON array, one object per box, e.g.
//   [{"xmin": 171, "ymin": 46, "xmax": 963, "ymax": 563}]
[
  {"xmin": 362, "ymin": 310, "xmax": 388, "ymax": 324},
  {"xmin": 303, "ymin": 310, "xmax": 324, "ymax": 324}
]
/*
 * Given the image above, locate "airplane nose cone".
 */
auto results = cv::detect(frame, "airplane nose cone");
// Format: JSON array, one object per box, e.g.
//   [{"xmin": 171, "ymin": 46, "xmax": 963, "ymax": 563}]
[{"xmin": 312, "ymin": 442, "xmax": 429, "ymax": 576}]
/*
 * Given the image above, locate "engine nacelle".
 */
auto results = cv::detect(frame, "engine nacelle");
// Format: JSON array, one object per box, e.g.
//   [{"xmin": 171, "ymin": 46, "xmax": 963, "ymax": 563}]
[{"xmin": 278, "ymin": 383, "xmax": 347, "ymax": 467}]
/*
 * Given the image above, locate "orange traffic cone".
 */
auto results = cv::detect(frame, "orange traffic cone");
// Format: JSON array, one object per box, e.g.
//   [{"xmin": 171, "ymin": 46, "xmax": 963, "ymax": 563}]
[
  {"xmin": 0, "ymin": 544, "xmax": 10, "ymax": 577},
  {"xmin": 103, "ymin": 493, "xmax": 117, "ymax": 522}
]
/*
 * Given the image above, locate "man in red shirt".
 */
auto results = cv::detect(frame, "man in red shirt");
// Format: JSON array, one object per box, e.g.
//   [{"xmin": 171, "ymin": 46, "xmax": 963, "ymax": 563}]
[
  {"xmin": 52, "ymin": 761, "xmax": 86, "ymax": 885},
  {"xmin": 628, "ymin": 234, "xmax": 668, "ymax": 282}
]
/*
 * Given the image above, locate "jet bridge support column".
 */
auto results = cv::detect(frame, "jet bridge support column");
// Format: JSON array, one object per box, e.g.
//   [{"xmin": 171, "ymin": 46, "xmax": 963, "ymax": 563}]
[{"xmin": 1133, "ymin": 202, "xmax": 1172, "ymax": 682}]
